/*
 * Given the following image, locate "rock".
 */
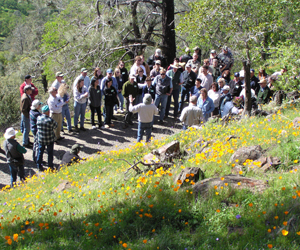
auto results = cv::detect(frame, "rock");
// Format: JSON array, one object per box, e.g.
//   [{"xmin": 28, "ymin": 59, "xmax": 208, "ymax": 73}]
[
  {"xmin": 293, "ymin": 117, "xmax": 300, "ymax": 128},
  {"xmin": 143, "ymin": 140, "xmax": 180, "ymax": 162},
  {"xmin": 231, "ymin": 165, "xmax": 244, "ymax": 175},
  {"xmin": 53, "ymin": 180, "xmax": 72, "ymax": 193},
  {"xmin": 175, "ymin": 167, "xmax": 204, "ymax": 187},
  {"xmin": 251, "ymin": 110, "xmax": 270, "ymax": 117},
  {"xmin": 230, "ymin": 145, "xmax": 263, "ymax": 164},
  {"xmin": 287, "ymin": 90, "xmax": 300, "ymax": 100},
  {"xmin": 193, "ymin": 174, "xmax": 268, "ymax": 197}
]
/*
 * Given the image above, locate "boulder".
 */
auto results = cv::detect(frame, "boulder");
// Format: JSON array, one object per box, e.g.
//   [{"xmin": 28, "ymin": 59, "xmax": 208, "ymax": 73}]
[
  {"xmin": 53, "ymin": 180, "xmax": 72, "ymax": 193},
  {"xmin": 143, "ymin": 140, "xmax": 180, "ymax": 162},
  {"xmin": 193, "ymin": 174, "xmax": 268, "ymax": 197},
  {"xmin": 230, "ymin": 145, "xmax": 263, "ymax": 164},
  {"xmin": 174, "ymin": 167, "xmax": 204, "ymax": 187}
]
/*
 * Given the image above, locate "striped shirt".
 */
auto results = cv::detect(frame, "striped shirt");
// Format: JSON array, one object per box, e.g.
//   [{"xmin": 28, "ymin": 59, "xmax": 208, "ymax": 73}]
[{"xmin": 37, "ymin": 114, "xmax": 57, "ymax": 145}]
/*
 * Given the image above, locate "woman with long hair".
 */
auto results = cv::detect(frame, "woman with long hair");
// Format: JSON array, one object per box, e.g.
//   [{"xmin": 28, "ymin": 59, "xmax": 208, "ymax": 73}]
[
  {"xmin": 114, "ymin": 68, "xmax": 124, "ymax": 113},
  {"xmin": 197, "ymin": 88, "xmax": 215, "ymax": 121},
  {"xmin": 208, "ymin": 82, "xmax": 221, "ymax": 115},
  {"xmin": 118, "ymin": 60, "xmax": 129, "ymax": 83},
  {"xmin": 135, "ymin": 66, "xmax": 147, "ymax": 104},
  {"xmin": 73, "ymin": 78, "xmax": 88, "ymax": 131},
  {"xmin": 89, "ymin": 75, "xmax": 103, "ymax": 129},
  {"xmin": 103, "ymin": 78, "xmax": 118, "ymax": 128}
]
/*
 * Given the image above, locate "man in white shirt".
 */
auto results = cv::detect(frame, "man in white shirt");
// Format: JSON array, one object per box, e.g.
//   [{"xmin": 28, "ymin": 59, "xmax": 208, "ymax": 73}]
[
  {"xmin": 198, "ymin": 65, "xmax": 213, "ymax": 90},
  {"xmin": 179, "ymin": 95, "xmax": 203, "ymax": 130},
  {"xmin": 129, "ymin": 94, "xmax": 158, "ymax": 142},
  {"xmin": 47, "ymin": 87, "xmax": 65, "ymax": 142},
  {"xmin": 130, "ymin": 56, "xmax": 146, "ymax": 76},
  {"xmin": 51, "ymin": 72, "xmax": 65, "ymax": 90}
]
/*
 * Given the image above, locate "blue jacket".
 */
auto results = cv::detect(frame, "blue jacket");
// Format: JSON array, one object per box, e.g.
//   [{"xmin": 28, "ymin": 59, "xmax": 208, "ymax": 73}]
[{"xmin": 197, "ymin": 96, "xmax": 215, "ymax": 121}]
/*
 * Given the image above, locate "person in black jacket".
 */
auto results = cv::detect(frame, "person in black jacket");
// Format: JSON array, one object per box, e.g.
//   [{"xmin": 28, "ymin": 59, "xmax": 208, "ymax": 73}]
[
  {"xmin": 103, "ymin": 78, "xmax": 118, "ymax": 128},
  {"xmin": 250, "ymin": 69, "xmax": 260, "ymax": 96},
  {"xmin": 147, "ymin": 48, "xmax": 167, "ymax": 70},
  {"xmin": 89, "ymin": 77, "xmax": 103, "ymax": 129},
  {"xmin": 142, "ymin": 77, "xmax": 156, "ymax": 101},
  {"xmin": 118, "ymin": 60, "xmax": 129, "ymax": 83},
  {"xmin": 178, "ymin": 64, "xmax": 197, "ymax": 114}
]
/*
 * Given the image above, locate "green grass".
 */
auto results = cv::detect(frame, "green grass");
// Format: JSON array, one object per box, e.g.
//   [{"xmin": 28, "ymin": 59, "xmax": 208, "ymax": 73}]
[{"xmin": 1, "ymin": 101, "xmax": 300, "ymax": 249}]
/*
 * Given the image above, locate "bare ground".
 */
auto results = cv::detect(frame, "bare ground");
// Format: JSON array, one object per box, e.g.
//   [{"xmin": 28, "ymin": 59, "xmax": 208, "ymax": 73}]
[{"xmin": 0, "ymin": 113, "xmax": 182, "ymax": 188}]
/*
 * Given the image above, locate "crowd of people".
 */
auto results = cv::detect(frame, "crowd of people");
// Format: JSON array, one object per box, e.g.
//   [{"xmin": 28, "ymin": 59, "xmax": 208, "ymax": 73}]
[{"xmin": 2, "ymin": 46, "xmax": 285, "ymax": 187}]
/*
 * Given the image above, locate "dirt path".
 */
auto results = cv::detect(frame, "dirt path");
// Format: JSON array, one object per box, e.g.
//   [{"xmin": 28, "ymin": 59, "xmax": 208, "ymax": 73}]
[{"xmin": 0, "ymin": 114, "xmax": 182, "ymax": 188}]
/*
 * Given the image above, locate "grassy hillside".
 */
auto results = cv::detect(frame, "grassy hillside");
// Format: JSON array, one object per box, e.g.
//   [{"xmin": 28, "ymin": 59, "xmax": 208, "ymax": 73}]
[{"xmin": 1, "ymin": 102, "xmax": 300, "ymax": 249}]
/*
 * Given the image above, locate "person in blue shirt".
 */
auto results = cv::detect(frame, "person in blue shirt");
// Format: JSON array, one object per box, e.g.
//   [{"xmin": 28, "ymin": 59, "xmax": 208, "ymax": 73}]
[
  {"xmin": 197, "ymin": 88, "xmax": 215, "ymax": 121},
  {"xmin": 190, "ymin": 78, "xmax": 202, "ymax": 99}
]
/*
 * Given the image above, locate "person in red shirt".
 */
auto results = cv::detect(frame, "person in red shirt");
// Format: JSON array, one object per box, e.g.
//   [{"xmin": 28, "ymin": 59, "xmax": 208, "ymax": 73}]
[{"xmin": 20, "ymin": 75, "xmax": 39, "ymax": 101}]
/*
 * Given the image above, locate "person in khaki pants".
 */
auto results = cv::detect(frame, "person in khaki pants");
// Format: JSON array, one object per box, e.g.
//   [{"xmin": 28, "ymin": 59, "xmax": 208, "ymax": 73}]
[{"xmin": 47, "ymin": 87, "xmax": 65, "ymax": 143}]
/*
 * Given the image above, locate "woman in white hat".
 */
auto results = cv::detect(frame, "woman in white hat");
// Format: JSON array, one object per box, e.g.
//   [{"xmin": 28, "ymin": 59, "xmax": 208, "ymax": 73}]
[{"xmin": 3, "ymin": 127, "xmax": 27, "ymax": 187}]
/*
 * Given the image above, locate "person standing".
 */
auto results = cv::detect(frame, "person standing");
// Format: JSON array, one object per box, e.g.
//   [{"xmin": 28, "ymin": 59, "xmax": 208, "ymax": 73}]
[
  {"xmin": 198, "ymin": 65, "xmax": 213, "ymax": 91},
  {"xmin": 103, "ymin": 78, "xmax": 118, "ymax": 128},
  {"xmin": 57, "ymin": 83, "xmax": 73, "ymax": 134},
  {"xmin": 36, "ymin": 105, "xmax": 57, "ymax": 171},
  {"xmin": 73, "ymin": 78, "xmax": 88, "ymax": 131},
  {"xmin": 114, "ymin": 68, "xmax": 125, "ymax": 113},
  {"xmin": 178, "ymin": 64, "xmax": 197, "ymax": 114},
  {"xmin": 129, "ymin": 94, "xmax": 158, "ymax": 142},
  {"xmin": 122, "ymin": 75, "xmax": 139, "ymax": 128},
  {"xmin": 20, "ymin": 75, "xmax": 39, "ymax": 101},
  {"xmin": 47, "ymin": 87, "xmax": 65, "ymax": 142},
  {"xmin": 3, "ymin": 127, "xmax": 27, "ymax": 187},
  {"xmin": 20, "ymin": 85, "xmax": 33, "ymax": 148},
  {"xmin": 142, "ymin": 77, "xmax": 156, "ymax": 101},
  {"xmin": 51, "ymin": 72, "xmax": 64, "ymax": 90},
  {"xmin": 29, "ymin": 100, "xmax": 42, "ymax": 163},
  {"xmin": 73, "ymin": 68, "xmax": 91, "ymax": 90},
  {"xmin": 179, "ymin": 96, "xmax": 203, "ymax": 130},
  {"xmin": 118, "ymin": 60, "xmax": 129, "ymax": 83},
  {"xmin": 89, "ymin": 76, "xmax": 103, "ymax": 129},
  {"xmin": 166, "ymin": 63, "xmax": 183, "ymax": 119},
  {"xmin": 197, "ymin": 88, "xmax": 215, "ymax": 121},
  {"xmin": 153, "ymin": 68, "xmax": 172, "ymax": 124}
]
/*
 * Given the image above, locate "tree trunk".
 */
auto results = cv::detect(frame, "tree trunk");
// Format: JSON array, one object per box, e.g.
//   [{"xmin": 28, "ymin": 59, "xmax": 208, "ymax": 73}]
[
  {"xmin": 161, "ymin": 0, "xmax": 176, "ymax": 66},
  {"xmin": 243, "ymin": 61, "xmax": 252, "ymax": 116}
]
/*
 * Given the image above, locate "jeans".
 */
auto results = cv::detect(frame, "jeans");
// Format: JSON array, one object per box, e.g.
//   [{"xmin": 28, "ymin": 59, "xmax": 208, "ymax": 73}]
[
  {"xmin": 90, "ymin": 105, "xmax": 102, "ymax": 126},
  {"xmin": 105, "ymin": 105, "xmax": 114, "ymax": 124},
  {"xmin": 61, "ymin": 104, "xmax": 72, "ymax": 131},
  {"xmin": 117, "ymin": 92, "xmax": 124, "ymax": 110},
  {"xmin": 137, "ymin": 122, "xmax": 152, "ymax": 142},
  {"xmin": 37, "ymin": 143, "xmax": 54, "ymax": 170},
  {"xmin": 154, "ymin": 94, "xmax": 168, "ymax": 121},
  {"xmin": 8, "ymin": 163, "xmax": 25, "ymax": 187},
  {"xmin": 178, "ymin": 87, "xmax": 190, "ymax": 113},
  {"xmin": 135, "ymin": 94, "xmax": 143, "ymax": 105},
  {"xmin": 74, "ymin": 101, "xmax": 86, "ymax": 128},
  {"xmin": 165, "ymin": 88, "xmax": 180, "ymax": 118},
  {"xmin": 21, "ymin": 114, "xmax": 30, "ymax": 145}
]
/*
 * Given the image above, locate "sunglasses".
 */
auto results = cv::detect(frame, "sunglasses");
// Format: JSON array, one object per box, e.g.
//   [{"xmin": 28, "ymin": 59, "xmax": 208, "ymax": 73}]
[{"xmin": 161, "ymin": 73, "xmax": 166, "ymax": 75}]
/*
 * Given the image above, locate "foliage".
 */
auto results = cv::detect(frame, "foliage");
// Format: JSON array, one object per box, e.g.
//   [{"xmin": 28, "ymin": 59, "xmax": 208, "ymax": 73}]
[
  {"xmin": 0, "ymin": 0, "xmax": 34, "ymax": 40},
  {"xmin": 266, "ymin": 41, "xmax": 300, "ymax": 91},
  {"xmin": 1, "ymin": 102, "xmax": 300, "ymax": 248}
]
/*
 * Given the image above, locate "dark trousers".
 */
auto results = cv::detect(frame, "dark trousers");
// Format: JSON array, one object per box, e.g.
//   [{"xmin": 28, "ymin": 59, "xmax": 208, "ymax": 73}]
[
  {"xmin": 8, "ymin": 163, "xmax": 25, "ymax": 187},
  {"xmin": 37, "ymin": 143, "xmax": 54, "ymax": 170},
  {"xmin": 124, "ymin": 98, "xmax": 136, "ymax": 124},
  {"xmin": 165, "ymin": 88, "xmax": 180, "ymax": 118},
  {"xmin": 90, "ymin": 105, "xmax": 102, "ymax": 126},
  {"xmin": 178, "ymin": 87, "xmax": 190, "ymax": 113},
  {"xmin": 105, "ymin": 105, "xmax": 114, "ymax": 124}
]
